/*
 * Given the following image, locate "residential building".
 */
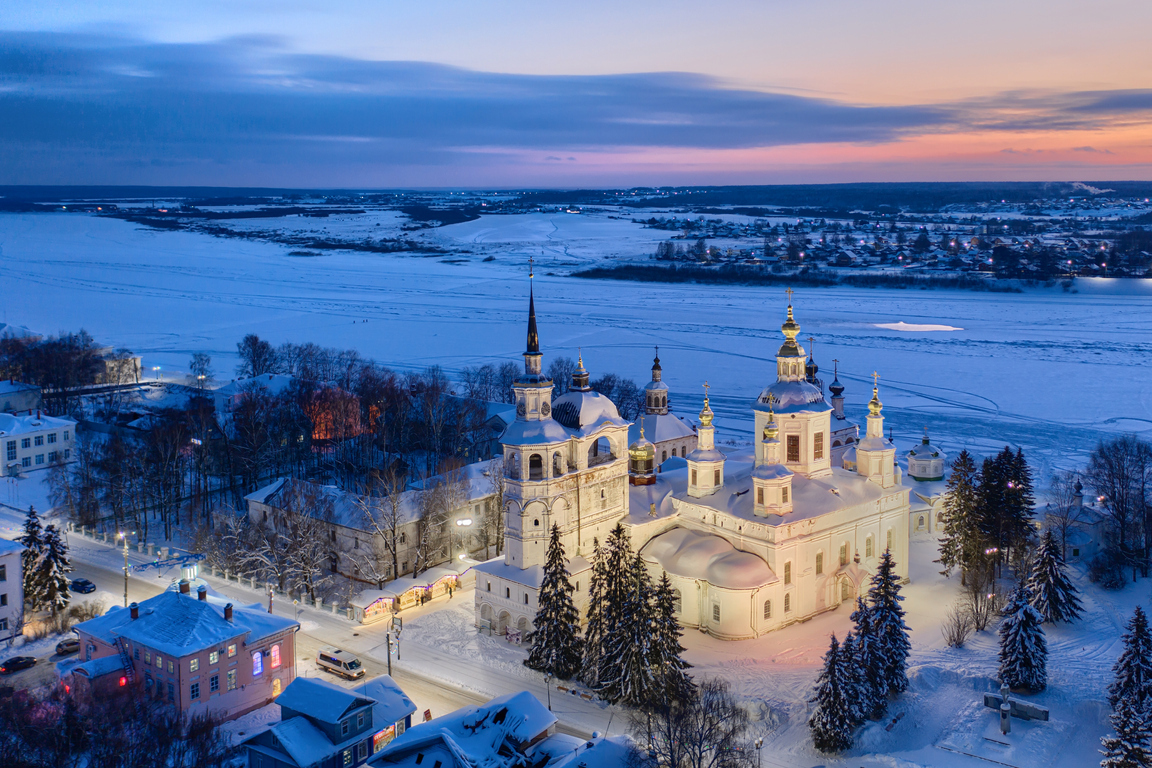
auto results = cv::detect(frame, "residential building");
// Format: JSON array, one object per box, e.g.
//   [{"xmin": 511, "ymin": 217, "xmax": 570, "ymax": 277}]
[
  {"xmin": 0, "ymin": 380, "xmax": 41, "ymax": 413},
  {"xmin": 244, "ymin": 675, "xmax": 417, "ymax": 768},
  {"xmin": 66, "ymin": 581, "xmax": 298, "ymax": 720},
  {"xmin": 0, "ymin": 538, "xmax": 23, "ymax": 645},
  {"xmin": 0, "ymin": 410, "xmax": 77, "ymax": 476}
]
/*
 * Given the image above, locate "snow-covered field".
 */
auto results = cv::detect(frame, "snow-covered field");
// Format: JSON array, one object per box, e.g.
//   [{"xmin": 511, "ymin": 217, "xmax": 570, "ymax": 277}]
[{"xmin": 1, "ymin": 210, "xmax": 1151, "ymax": 482}]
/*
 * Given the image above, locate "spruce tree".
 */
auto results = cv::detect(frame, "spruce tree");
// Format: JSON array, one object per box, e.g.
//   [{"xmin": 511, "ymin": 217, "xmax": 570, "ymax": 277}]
[
  {"xmin": 591, "ymin": 523, "xmax": 633, "ymax": 691},
  {"xmin": 1006, "ymin": 448, "xmax": 1037, "ymax": 563},
  {"xmin": 649, "ymin": 571, "xmax": 694, "ymax": 703},
  {"xmin": 1100, "ymin": 697, "xmax": 1152, "ymax": 768},
  {"xmin": 850, "ymin": 597, "xmax": 886, "ymax": 719},
  {"xmin": 601, "ymin": 551, "xmax": 656, "ymax": 706},
  {"xmin": 998, "ymin": 582, "xmax": 1048, "ymax": 692},
  {"xmin": 938, "ymin": 450, "xmax": 981, "ymax": 580},
  {"xmin": 868, "ymin": 550, "xmax": 912, "ymax": 695},
  {"xmin": 19, "ymin": 505, "xmax": 45, "ymax": 611},
  {"xmin": 579, "ymin": 538, "xmax": 607, "ymax": 689},
  {"xmin": 1109, "ymin": 607, "xmax": 1152, "ymax": 711},
  {"xmin": 839, "ymin": 631, "xmax": 867, "ymax": 726},
  {"xmin": 39, "ymin": 524, "xmax": 72, "ymax": 617},
  {"xmin": 809, "ymin": 634, "xmax": 856, "ymax": 753},
  {"xmin": 1027, "ymin": 529, "xmax": 1083, "ymax": 624},
  {"xmin": 525, "ymin": 524, "xmax": 582, "ymax": 680}
]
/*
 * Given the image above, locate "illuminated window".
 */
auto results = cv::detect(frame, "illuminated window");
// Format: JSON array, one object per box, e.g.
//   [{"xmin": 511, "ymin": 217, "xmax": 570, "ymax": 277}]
[
  {"xmin": 786, "ymin": 435, "xmax": 800, "ymax": 462},
  {"xmin": 210, "ymin": 651, "xmax": 219, "ymax": 664},
  {"xmin": 190, "ymin": 658, "xmax": 199, "ymax": 672},
  {"xmin": 272, "ymin": 678, "xmax": 281, "ymax": 697},
  {"xmin": 252, "ymin": 650, "xmax": 263, "ymax": 677},
  {"xmin": 156, "ymin": 655, "xmax": 163, "ymax": 669},
  {"xmin": 270, "ymin": 644, "xmax": 281, "ymax": 669},
  {"xmin": 228, "ymin": 644, "xmax": 236, "ymax": 658},
  {"xmin": 227, "ymin": 670, "xmax": 237, "ymax": 691},
  {"xmin": 814, "ymin": 432, "xmax": 824, "ymax": 460}
]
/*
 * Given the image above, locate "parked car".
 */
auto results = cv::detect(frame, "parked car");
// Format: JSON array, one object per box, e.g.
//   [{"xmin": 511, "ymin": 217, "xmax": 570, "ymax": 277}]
[
  {"xmin": 317, "ymin": 646, "xmax": 365, "ymax": 679},
  {"xmin": 55, "ymin": 637, "xmax": 80, "ymax": 656},
  {"xmin": 0, "ymin": 656, "xmax": 36, "ymax": 675},
  {"xmin": 71, "ymin": 578, "xmax": 96, "ymax": 594}
]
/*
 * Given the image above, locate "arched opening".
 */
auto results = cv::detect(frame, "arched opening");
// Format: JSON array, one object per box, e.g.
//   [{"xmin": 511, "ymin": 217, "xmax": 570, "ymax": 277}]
[
  {"xmin": 480, "ymin": 603, "xmax": 492, "ymax": 622},
  {"xmin": 517, "ymin": 616, "xmax": 529, "ymax": 634},
  {"xmin": 533, "ymin": 518, "xmax": 540, "ymax": 527},
  {"xmin": 832, "ymin": 439, "xmax": 842, "ymax": 448},
  {"xmin": 497, "ymin": 611, "xmax": 511, "ymax": 635},
  {"xmin": 588, "ymin": 437, "xmax": 614, "ymax": 467},
  {"xmin": 815, "ymin": 551, "xmax": 824, "ymax": 576},
  {"xmin": 528, "ymin": 454, "xmax": 544, "ymax": 481},
  {"xmin": 763, "ymin": 600, "xmax": 772, "ymax": 620},
  {"xmin": 671, "ymin": 588, "xmax": 682, "ymax": 614},
  {"xmin": 506, "ymin": 453, "xmax": 521, "ymax": 479},
  {"xmin": 552, "ymin": 452, "xmax": 564, "ymax": 476},
  {"xmin": 845, "ymin": 436, "xmax": 855, "ymax": 444},
  {"xmin": 841, "ymin": 579, "xmax": 853, "ymax": 601},
  {"xmin": 662, "ymin": 450, "xmax": 667, "ymax": 462}
]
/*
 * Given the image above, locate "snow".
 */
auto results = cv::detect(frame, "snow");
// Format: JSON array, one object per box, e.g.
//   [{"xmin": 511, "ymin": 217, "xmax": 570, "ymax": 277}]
[
  {"xmin": 875, "ymin": 322, "xmax": 964, "ymax": 332},
  {"xmin": 640, "ymin": 527, "xmax": 777, "ymax": 589}
]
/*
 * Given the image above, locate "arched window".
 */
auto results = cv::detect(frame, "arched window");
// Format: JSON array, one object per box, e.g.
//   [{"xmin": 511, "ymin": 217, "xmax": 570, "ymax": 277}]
[
  {"xmin": 528, "ymin": 454, "xmax": 543, "ymax": 480},
  {"xmin": 763, "ymin": 600, "xmax": 772, "ymax": 620},
  {"xmin": 533, "ymin": 518, "xmax": 540, "ymax": 527},
  {"xmin": 784, "ymin": 594, "xmax": 791, "ymax": 612},
  {"xmin": 662, "ymin": 450, "xmax": 667, "ymax": 462},
  {"xmin": 671, "ymin": 589, "xmax": 682, "ymax": 614},
  {"xmin": 712, "ymin": 604, "xmax": 720, "ymax": 622},
  {"xmin": 839, "ymin": 543, "xmax": 848, "ymax": 566},
  {"xmin": 866, "ymin": 535, "xmax": 874, "ymax": 558},
  {"xmin": 252, "ymin": 650, "xmax": 263, "ymax": 677},
  {"xmin": 399, "ymin": 532, "xmax": 406, "ymax": 545},
  {"xmin": 588, "ymin": 437, "xmax": 613, "ymax": 467},
  {"xmin": 815, "ymin": 551, "xmax": 824, "ymax": 575},
  {"xmin": 783, "ymin": 561, "xmax": 792, "ymax": 585},
  {"xmin": 270, "ymin": 644, "xmax": 281, "ymax": 669},
  {"xmin": 918, "ymin": 515, "xmax": 926, "ymax": 530},
  {"xmin": 832, "ymin": 439, "xmax": 842, "ymax": 448},
  {"xmin": 886, "ymin": 529, "xmax": 893, "ymax": 553},
  {"xmin": 553, "ymin": 452, "xmax": 564, "ymax": 476}
]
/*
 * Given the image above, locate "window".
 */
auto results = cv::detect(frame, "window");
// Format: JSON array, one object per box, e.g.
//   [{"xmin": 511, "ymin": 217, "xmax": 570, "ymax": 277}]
[
  {"xmin": 343, "ymin": 749, "xmax": 353, "ymax": 767},
  {"xmin": 47, "ymin": 433, "xmax": 56, "ymax": 444},
  {"xmin": 21, "ymin": 438, "xmax": 30, "ymax": 449},
  {"xmin": 866, "ymin": 536, "xmax": 874, "ymax": 558},
  {"xmin": 814, "ymin": 432, "xmax": 824, "ymax": 460},
  {"xmin": 341, "ymin": 719, "xmax": 350, "ymax": 736},
  {"xmin": 167, "ymin": 661, "xmax": 174, "ymax": 674},
  {"xmin": 786, "ymin": 435, "xmax": 800, "ymax": 462},
  {"xmin": 1073, "ymin": 548, "xmax": 1080, "ymax": 557},
  {"xmin": 763, "ymin": 600, "xmax": 772, "ymax": 620},
  {"xmin": 270, "ymin": 644, "xmax": 281, "ymax": 669},
  {"xmin": 528, "ymin": 454, "xmax": 543, "ymax": 481},
  {"xmin": 227, "ymin": 670, "xmax": 237, "ymax": 691},
  {"xmin": 784, "ymin": 594, "xmax": 791, "ymax": 612},
  {"xmin": 35, "ymin": 454, "xmax": 44, "ymax": 465},
  {"xmin": 886, "ymin": 529, "xmax": 893, "ymax": 553},
  {"xmin": 524, "ymin": 593, "xmax": 529, "ymax": 605},
  {"xmin": 839, "ymin": 544, "xmax": 848, "ymax": 566},
  {"xmin": 358, "ymin": 712, "xmax": 365, "ymax": 729},
  {"xmin": 358, "ymin": 741, "xmax": 368, "ymax": 760},
  {"xmin": 486, "ymin": 582, "xmax": 491, "ymax": 592},
  {"xmin": 64, "ymin": 449, "xmax": 70, "ymax": 459},
  {"xmin": 533, "ymin": 519, "xmax": 539, "ymax": 527},
  {"xmin": 252, "ymin": 650, "xmax": 263, "ymax": 677},
  {"xmin": 781, "ymin": 486, "xmax": 789, "ymax": 503},
  {"xmin": 0, "ymin": 618, "xmax": 6, "ymax": 632},
  {"xmin": 190, "ymin": 658, "xmax": 199, "ymax": 672},
  {"xmin": 815, "ymin": 552, "xmax": 823, "ymax": 575},
  {"xmin": 918, "ymin": 515, "xmax": 926, "ymax": 530},
  {"xmin": 48, "ymin": 451, "xmax": 58, "ymax": 463},
  {"xmin": 191, "ymin": 682, "xmax": 200, "ymax": 700},
  {"xmin": 691, "ymin": 469, "xmax": 697, "ymax": 485},
  {"xmin": 662, "ymin": 450, "xmax": 667, "ymax": 462},
  {"xmin": 156, "ymin": 655, "xmax": 163, "ymax": 669},
  {"xmin": 0, "ymin": 564, "xmax": 4, "ymax": 581},
  {"xmin": 210, "ymin": 674, "xmax": 219, "ymax": 693},
  {"xmin": 671, "ymin": 589, "xmax": 682, "ymax": 614},
  {"xmin": 64, "ymin": 431, "xmax": 70, "ymax": 441},
  {"xmin": 34, "ymin": 436, "xmax": 43, "ymax": 446},
  {"xmin": 757, "ymin": 487, "xmax": 764, "ymax": 505},
  {"xmin": 0, "ymin": 594, "xmax": 6, "ymax": 606},
  {"xmin": 167, "ymin": 683, "xmax": 174, "ymax": 701},
  {"xmin": 209, "ymin": 651, "xmax": 219, "ymax": 664},
  {"xmin": 228, "ymin": 644, "xmax": 236, "ymax": 658},
  {"xmin": 21, "ymin": 457, "xmax": 30, "ymax": 468},
  {"xmin": 712, "ymin": 604, "xmax": 720, "ymax": 622},
  {"xmin": 5, "ymin": 441, "xmax": 14, "ymax": 461},
  {"xmin": 713, "ymin": 469, "xmax": 721, "ymax": 486},
  {"xmin": 784, "ymin": 561, "xmax": 792, "ymax": 585},
  {"xmin": 145, "ymin": 652, "xmax": 151, "ymax": 665}
]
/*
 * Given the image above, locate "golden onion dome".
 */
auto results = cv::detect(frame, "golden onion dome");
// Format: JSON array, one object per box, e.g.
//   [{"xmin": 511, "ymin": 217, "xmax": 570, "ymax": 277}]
[
  {"xmin": 868, "ymin": 385, "xmax": 883, "ymax": 416},
  {"xmin": 763, "ymin": 412, "xmax": 779, "ymax": 441},
  {"xmin": 698, "ymin": 383, "xmax": 714, "ymax": 427},
  {"xmin": 629, "ymin": 426, "xmax": 656, "ymax": 462}
]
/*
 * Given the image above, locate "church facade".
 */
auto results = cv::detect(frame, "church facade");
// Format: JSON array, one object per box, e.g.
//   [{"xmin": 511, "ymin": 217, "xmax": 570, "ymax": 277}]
[{"xmin": 473, "ymin": 281, "xmax": 911, "ymax": 641}]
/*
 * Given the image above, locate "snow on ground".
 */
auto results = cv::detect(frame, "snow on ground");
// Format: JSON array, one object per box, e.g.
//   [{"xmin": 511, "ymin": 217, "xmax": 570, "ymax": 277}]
[{"xmin": 874, "ymin": 321, "xmax": 964, "ymax": 332}]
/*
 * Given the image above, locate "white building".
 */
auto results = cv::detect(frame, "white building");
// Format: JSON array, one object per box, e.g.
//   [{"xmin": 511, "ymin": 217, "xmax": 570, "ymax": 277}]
[
  {"xmin": 0, "ymin": 411, "xmax": 77, "ymax": 476},
  {"xmin": 0, "ymin": 381, "xmax": 41, "ymax": 414},
  {"xmin": 0, "ymin": 538, "xmax": 23, "ymax": 645},
  {"xmin": 474, "ymin": 284, "xmax": 911, "ymax": 640},
  {"xmin": 627, "ymin": 349, "xmax": 697, "ymax": 465}
]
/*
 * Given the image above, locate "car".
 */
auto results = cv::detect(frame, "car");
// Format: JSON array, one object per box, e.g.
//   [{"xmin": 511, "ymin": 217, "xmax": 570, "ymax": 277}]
[
  {"xmin": 0, "ymin": 656, "xmax": 36, "ymax": 675},
  {"xmin": 55, "ymin": 637, "xmax": 80, "ymax": 656},
  {"xmin": 71, "ymin": 578, "xmax": 96, "ymax": 594}
]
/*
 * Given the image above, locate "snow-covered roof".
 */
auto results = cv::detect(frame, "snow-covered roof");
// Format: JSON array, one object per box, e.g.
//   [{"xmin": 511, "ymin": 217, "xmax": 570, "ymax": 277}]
[
  {"xmin": 409, "ymin": 460, "xmax": 498, "ymax": 504},
  {"xmin": 268, "ymin": 716, "xmax": 333, "ymax": 768},
  {"xmin": 0, "ymin": 411, "xmax": 76, "ymax": 437},
  {"xmin": 629, "ymin": 412, "xmax": 695, "ymax": 445},
  {"xmin": 627, "ymin": 478, "xmax": 676, "ymax": 520},
  {"xmin": 247, "ymin": 477, "xmax": 431, "ymax": 531},
  {"xmin": 0, "ymin": 380, "xmax": 38, "ymax": 395},
  {"xmin": 754, "ymin": 379, "xmax": 832, "ymax": 415},
  {"xmin": 472, "ymin": 556, "xmax": 590, "ymax": 589},
  {"xmin": 551, "ymin": 389, "xmax": 627, "ymax": 435},
  {"xmin": 68, "ymin": 655, "xmax": 124, "ymax": 679},
  {"xmin": 0, "ymin": 538, "xmax": 22, "ymax": 556},
  {"xmin": 499, "ymin": 417, "xmax": 572, "ymax": 447},
  {"xmin": 641, "ymin": 527, "xmax": 777, "ymax": 589},
  {"xmin": 277, "ymin": 676, "xmax": 375, "ymax": 724}
]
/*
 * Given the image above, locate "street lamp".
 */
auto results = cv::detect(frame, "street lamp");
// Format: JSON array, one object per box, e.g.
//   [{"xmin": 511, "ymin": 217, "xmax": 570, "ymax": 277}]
[
  {"xmin": 117, "ymin": 531, "xmax": 136, "ymax": 607},
  {"xmin": 754, "ymin": 737, "xmax": 764, "ymax": 768},
  {"xmin": 151, "ymin": 366, "xmax": 162, "ymax": 382}
]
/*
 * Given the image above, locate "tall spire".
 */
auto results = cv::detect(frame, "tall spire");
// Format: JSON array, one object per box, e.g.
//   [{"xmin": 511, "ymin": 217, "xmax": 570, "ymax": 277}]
[
  {"xmin": 652, "ymin": 346, "xmax": 662, "ymax": 380},
  {"xmin": 777, "ymin": 288, "xmax": 804, "ymax": 363},
  {"xmin": 526, "ymin": 256, "xmax": 539, "ymax": 355}
]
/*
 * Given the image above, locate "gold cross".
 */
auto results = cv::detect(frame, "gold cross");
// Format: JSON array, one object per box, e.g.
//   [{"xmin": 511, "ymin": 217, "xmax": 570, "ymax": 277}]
[
  {"xmin": 872, "ymin": 371, "xmax": 880, "ymax": 387},
  {"xmin": 703, "ymin": 381, "xmax": 710, "ymax": 398},
  {"xmin": 785, "ymin": 287, "xmax": 794, "ymax": 304},
  {"xmin": 766, "ymin": 392, "xmax": 776, "ymax": 408}
]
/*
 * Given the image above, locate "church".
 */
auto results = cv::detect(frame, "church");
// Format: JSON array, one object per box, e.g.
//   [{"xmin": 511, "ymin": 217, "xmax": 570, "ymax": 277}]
[{"xmin": 473, "ymin": 278, "xmax": 911, "ymax": 641}]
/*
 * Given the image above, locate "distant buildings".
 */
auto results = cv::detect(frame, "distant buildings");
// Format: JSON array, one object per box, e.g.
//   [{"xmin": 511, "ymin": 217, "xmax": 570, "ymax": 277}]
[
  {"xmin": 65, "ymin": 581, "xmax": 298, "ymax": 721},
  {"xmin": 0, "ymin": 410, "xmax": 77, "ymax": 476},
  {"xmin": 0, "ymin": 380, "xmax": 41, "ymax": 413},
  {"xmin": 0, "ymin": 538, "xmax": 23, "ymax": 645}
]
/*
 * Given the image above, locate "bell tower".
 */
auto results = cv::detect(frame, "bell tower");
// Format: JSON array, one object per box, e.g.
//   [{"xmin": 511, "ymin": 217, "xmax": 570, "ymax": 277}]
[{"xmin": 855, "ymin": 372, "xmax": 896, "ymax": 488}]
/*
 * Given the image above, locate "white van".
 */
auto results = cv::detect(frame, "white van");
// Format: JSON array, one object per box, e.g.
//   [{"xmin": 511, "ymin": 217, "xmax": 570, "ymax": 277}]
[{"xmin": 317, "ymin": 646, "xmax": 365, "ymax": 679}]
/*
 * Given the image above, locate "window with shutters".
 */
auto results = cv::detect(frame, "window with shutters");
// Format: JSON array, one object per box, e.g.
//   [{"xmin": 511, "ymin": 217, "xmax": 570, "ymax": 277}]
[
  {"xmin": 786, "ymin": 435, "xmax": 800, "ymax": 462},
  {"xmin": 814, "ymin": 432, "xmax": 824, "ymax": 460}
]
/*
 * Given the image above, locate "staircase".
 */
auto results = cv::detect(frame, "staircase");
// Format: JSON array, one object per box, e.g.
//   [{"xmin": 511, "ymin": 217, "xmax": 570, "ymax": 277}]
[{"xmin": 115, "ymin": 637, "xmax": 135, "ymax": 684}]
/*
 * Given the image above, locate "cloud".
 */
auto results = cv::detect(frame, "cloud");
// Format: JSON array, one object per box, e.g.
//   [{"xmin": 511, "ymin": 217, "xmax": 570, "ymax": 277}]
[
  {"xmin": 0, "ymin": 32, "xmax": 1149, "ymax": 185},
  {"xmin": 1071, "ymin": 145, "xmax": 1114, "ymax": 154}
]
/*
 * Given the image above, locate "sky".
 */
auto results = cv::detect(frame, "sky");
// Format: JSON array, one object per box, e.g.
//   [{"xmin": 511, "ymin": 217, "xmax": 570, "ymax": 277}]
[{"xmin": 2, "ymin": 0, "xmax": 1151, "ymax": 187}]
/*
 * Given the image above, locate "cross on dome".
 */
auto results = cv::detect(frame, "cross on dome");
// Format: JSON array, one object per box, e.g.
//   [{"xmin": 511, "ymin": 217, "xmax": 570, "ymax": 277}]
[{"xmin": 785, "ymin": 287, "xmax": 794, "ymax": 304}]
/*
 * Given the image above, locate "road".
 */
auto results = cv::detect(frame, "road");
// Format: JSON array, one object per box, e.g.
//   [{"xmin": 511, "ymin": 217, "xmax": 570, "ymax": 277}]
[{"xmin": 20, "ymin": 558, "xmax": 593, "ymax": 738}]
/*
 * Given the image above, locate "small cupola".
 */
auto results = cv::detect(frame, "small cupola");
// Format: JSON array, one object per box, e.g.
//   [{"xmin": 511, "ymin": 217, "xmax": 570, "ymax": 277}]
[{"xmin": 629, "ymin": 427, "xmax": 656, "ymax": 485}]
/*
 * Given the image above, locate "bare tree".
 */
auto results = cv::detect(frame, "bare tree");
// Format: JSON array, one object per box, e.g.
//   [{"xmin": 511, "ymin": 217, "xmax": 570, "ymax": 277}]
[
  {"xmin": 942, "ymin": 602, "xmax": 974, "ymax": 647},
  {"xmin": 356, "ymin": 465, "xmax": 409, "ymax": 585},
  {"xmin": 1087, "ymin": 435, "xmax": 1152, "ymax": 579},
  {"xmin": 1045, "ymin": 470, "xmax": 1088, "ymax": 558},
  {"xmin": 188, "ymin": 352, "xmax": 214, "ymax": 391},
  {"xmin": 481, "ymin": 456, "xmax": 506, "ymax": 558},
  {"xmin": 236, "ymin": 333, "xmax": 278, "ymax": 377},
  {"xmin": 961, "ymin": 566, "xmax": 1000, "ymax": 632},
  {"xmin": 630, "ymin": 679, "xmax": 753, "ymax": 768},
  {"xmin": 413, "ymin": 465, "xmax": 468, "ymax": 575},
  {"xmin": 496, "ymin": 361, "xmax": 520, "ymax": 403}
]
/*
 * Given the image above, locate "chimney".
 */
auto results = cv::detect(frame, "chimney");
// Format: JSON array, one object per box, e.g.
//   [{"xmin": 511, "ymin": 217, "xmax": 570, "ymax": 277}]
[
  {"xmin": 197, "ymin": 585, "xmax": 208, "ymax": 602},
  {"xmin": 179, "ymin": 579, "xmax": 190, "ymax": 595},
  {"xmin": 130, "ymin": 602, "xmax": 139, "ymax": 620},
  {"xmin": 224, "ymin": 603, "xmax": 233, "ymax": 622}
]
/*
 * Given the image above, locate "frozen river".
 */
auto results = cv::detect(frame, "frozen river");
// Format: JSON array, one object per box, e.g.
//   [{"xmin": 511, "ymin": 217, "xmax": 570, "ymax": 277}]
[{"xmin": 2, "ymin": 212, "xmax": 1150, "ymax": 479}]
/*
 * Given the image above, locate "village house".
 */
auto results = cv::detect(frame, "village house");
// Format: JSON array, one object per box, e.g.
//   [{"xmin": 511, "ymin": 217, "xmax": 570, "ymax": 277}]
[
  {"xmin": 0, "ymin": 410, "xmax": 77, "ymax": 476},
  {"xmin": 0, "ymin": 538, "xmax": 23, "ymax": 645}
]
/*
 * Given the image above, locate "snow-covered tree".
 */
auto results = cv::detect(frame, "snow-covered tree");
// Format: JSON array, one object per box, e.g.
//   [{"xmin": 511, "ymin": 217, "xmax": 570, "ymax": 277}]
[
  {"xmin": 19, "ymin": 505, "xmax": 46, "ymax": 611},
  {"xmin": 1109, "ymin": 607, "xmax": 1152, "ymax": 711},
  {"xmin": 579, "ymin": 538, "xmax": 607, "ymax": 689},
  {"xmin": 648, "ymin": 570, "xmax": 694, "ymax": 703},
  {"xmin": 526, "ymin": 524, "xmax": 583, "ymax": 680},
  {"xmin": 39, "ymin": 524, "xmax": 71, "ymax": 616},
  {"xmin": 810, "ymin": 634, "xmax": 856, "ymax": 753},
  {"xmin": 1101, "ymin": 697, "xmax": 1152, "ymax": 768},
  {"xmin": 938, "ymin": 450, "xmax": 982, "ymax": 582},
  {"xmin": 839, "ymin": 632, "xmax": 868, "ymax": 726},
  {"xmin": 588, "ymin": 524, "xmax": 632, "ymax": 692},
  {"xmin": 850, "ymin": 597, "xmax": 887, "ymax": 720},
  {"xmin": 998, "ymin": 583, "xmax": 1048, "ymax": 692},
  {"xmin": 600, "ymin": 551, "xmax": 656, "ymax": 707},
  {"xmin": 868, "ymin": 549, "xmax": 912, "ymax": 695},
  {"xmin": 1027, "ymin": 529, "xmax": 1083, "ymax": 623}
]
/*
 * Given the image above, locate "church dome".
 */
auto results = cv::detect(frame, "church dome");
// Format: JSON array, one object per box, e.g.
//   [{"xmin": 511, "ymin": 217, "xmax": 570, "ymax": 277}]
[
  {"xmin": 552, "ymin": 389, "xmax": 622, "ymax": 431},
  {"xmin": 755, "ymin": 379, "xmax": 830, "ymax": 414},
  {"xmin": 629, "ymin": 432, "xmax": 655, "ymax": 463},
  {"xmin": 805, "ymin": 354, "xmax": 819, "ymax": 380}
]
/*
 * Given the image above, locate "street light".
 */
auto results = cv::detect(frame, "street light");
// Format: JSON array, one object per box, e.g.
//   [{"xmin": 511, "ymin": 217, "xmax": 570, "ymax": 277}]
[
  {"xmin": 151, "ymin": 366, "xmax": 162, "ymax": 382},
  {"xmin": 117, "ymin": 531, "xmax": 136, "ymax": 607},
  {"xmin": 754, "ymin": 737, "xmax": 764, "ymax": 768}
]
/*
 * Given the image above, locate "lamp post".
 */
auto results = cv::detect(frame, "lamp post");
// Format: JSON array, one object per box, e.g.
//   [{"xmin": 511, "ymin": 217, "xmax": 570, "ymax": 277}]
[
  {"xmin": 151, "ymin": 366, "xmax": 162, "ymax": 382},
  {"xmin": 754, "ymin": 737, "xmax": 764, "ymax": 768},
  {"xmin": 117, "ymin": 531, "xmax": 135, "ymax": 607}
]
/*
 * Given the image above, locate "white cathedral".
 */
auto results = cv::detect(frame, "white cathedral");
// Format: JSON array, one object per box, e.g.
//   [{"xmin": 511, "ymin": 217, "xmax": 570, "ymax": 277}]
[{"xmin": 474, "ymin": 280, "xmax": 911, "ymax": 641}]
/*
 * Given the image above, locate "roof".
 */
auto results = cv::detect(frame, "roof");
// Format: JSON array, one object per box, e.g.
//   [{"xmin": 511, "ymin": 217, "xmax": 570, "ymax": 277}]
[
  {"xmin": 550, "ymin": 389, "xmax": 628, "ymax": 436},
  {"xmin": 375, "ymin": 562, "xmax": 476, "ymax": 598},
  {"xmin": 627, "ymin": 477, "xmax": 677, "ymax": 521},
  {"xmin": 0, "ymin": 381, "xmax": 38, "ymax": 395},
  {"xmin": 754, "ymin": 380, "xmax": 832, "ymax": 415},
  {"xmin": 629, "ymin": 413, "xmax": 695, "ymax": 445},
  {"xmin": 0, "ymin": 411, "xmax": 76, "ymax": 437},
  {"xmin": 68, "ymin": 655, "xmax": 125, "ymax": 679},
  {"xmin": 409, "ymin": 460, "xmax": 499, "ymax": 504},
  {"xmin": 276, "ymin": 676, "xmax": 374, "ymax": 724},
  {"xmin": 268, "ymin": 716, "xmax": 334, "ymax": 768},
  {"xmin": 246, "ymin": 477, "xmax": 428, "ymax": 531},
  {"xmin": 640, "ymin": 527, "xmax": 777, "ymax": 589},
  {"xmin": 76, "ymin": 590, "xmax": 297, "ymax": 658},
  {"xmin": 0, "ymin": 538, "xmax": 23, "ymax": 556},
  {"xmin": 500, "ymin": 417, "xmax": 573, "ymax": 447},
  {"xmin": 473, "ymin": 555, "xmax": 590, "ymax": 589}
]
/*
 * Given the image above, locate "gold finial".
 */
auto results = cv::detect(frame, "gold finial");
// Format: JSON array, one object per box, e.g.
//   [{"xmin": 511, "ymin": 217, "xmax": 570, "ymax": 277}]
[
  {"xmin": 577, "ymin": 346, "xmax": 583, "ymax": 366},
  {"xmin": 872, "ymin": 371, "xmax": 879, "ymax": 387},
  {"xmin": 699, "ymin": 381, "xmax": 714, "ymax": 427},
  {"xmin": 785, "ymin": 287, "xmax": 794, "ymax": 305},
  {"xmin": 529, "ymin": 254, "xmax": 534, "ymax": 279},
  {"xmin": 703, "ymin": 381, "xmax": 710, "ymax": 399},
  {"xmin": 764, "ymin": 393, "xmax": 779, "ymax": 440},
  {"xmin": 869, "ymin": 372, "xmax": 883, "ymax": 416}
]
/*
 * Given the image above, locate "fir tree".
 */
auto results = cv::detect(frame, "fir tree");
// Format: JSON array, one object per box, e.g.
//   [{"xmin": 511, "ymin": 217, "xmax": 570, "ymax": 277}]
[
  {"xmin": 938, "ymin": 450, "xmax": 982, "ymax": 581},
  {"xmin": 579, "ymin": 538, "xmax": 607, "ymax": 690},
  {"xmin": 998, "ymin": 582, "xmax": 1048, "ymax": 692},
  {"xmin": 809, "ymin": 634, "xmax": 856, "ymax": 753},
  {"xmin": 850, "ymin": 597, "xmax": 887, "ymax": 720},
  {"xmin": 601, "ymin": 551, "xmax": 656, "ymax": 707},
  {"xmin": 868, "ymin": 550, "xmax": 912, "ymax": 695},
  {"xmin": 1101, "ymin": 697, "xmax": 1152, "ymax": 768},
  {"xmin": 1109, "ymin": 607, "xmax": 1152, "ymax": 711},
  {"xmin": 1006, "ymin": 448, "xmax": 1037, "ymax": 563},
  {"xmin": 525, "ymin": 524, "xmax": 582, "ymax": 680},
  {"xmin": 1027, "ymin": 529, "xmax": 1083, "ymax": 624},
  {"xmin": 39, "ymin": 525, "xmax": 71, "ymax": 617},
  {"xmin": 649, "ymin": 571, "xmax": 694, "ymax": 703},
  {"xmin": 19, "ymin": 505, "xmax": 46, "ymax": 611},
  {"xmin": 591, "ymin": 524, "xmax": 633, "ymax": 691},
  {"xmin": 839, "ymin": 632, "xmax": 867, "ymax": 726}
]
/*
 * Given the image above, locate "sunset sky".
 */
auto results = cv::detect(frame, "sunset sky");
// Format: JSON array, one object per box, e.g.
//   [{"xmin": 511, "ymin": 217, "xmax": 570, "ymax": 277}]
[{"xmin": 3, "ymin": 0, "xmax": 1151, "ymax": 187}]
